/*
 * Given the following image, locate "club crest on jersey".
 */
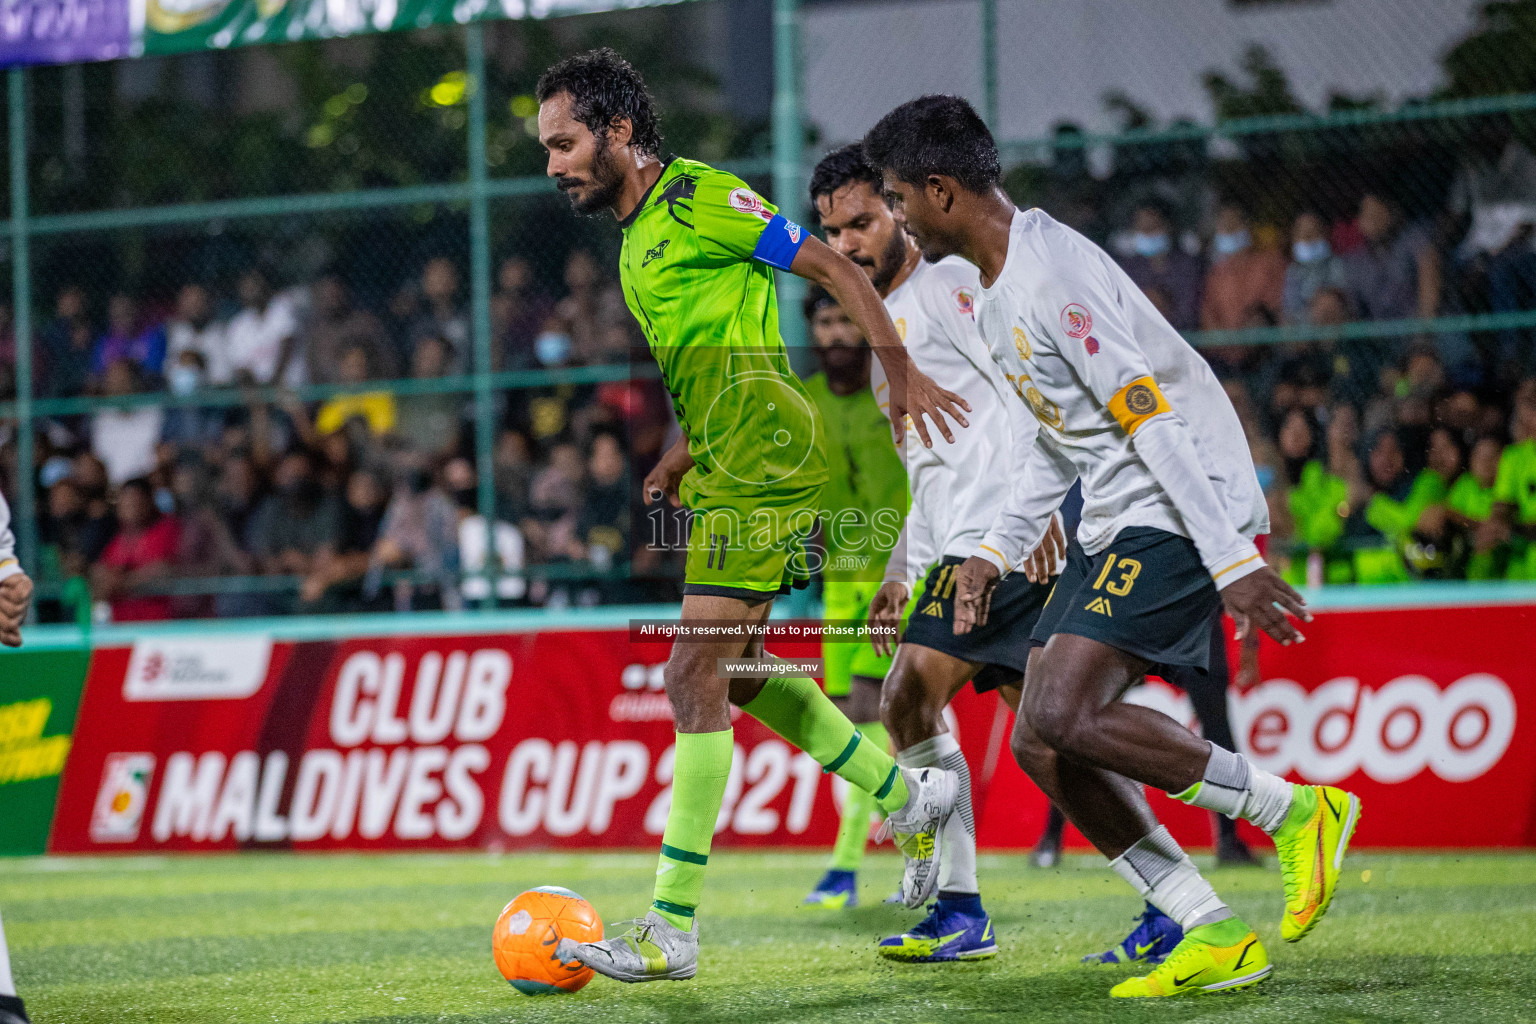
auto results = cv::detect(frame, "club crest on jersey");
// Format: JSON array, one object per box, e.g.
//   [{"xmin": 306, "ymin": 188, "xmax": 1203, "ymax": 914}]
[
  {"xmin": 1060, "ymin": 303, "xmax": 1093, "ymax": 339},
  {"xmin": 1085, "ymin": 335, "xmax": 1100, "ymax": 356},
  {"xmin": 952, "ymin": 287, "xmax": 975, "ymax": 319},
  {"xmin": 729, "ymin": 187, "xmax": 774, "ymax": 223}
]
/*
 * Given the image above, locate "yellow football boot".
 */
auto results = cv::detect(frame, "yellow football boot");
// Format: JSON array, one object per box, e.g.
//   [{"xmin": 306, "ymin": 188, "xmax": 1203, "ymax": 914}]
[
  {"xmin": 1110, "ymin": 921, "xmax": 1270, "ymax": 998},
  {"xmin": 1272, "ymin": 784, "xmax": 1362, "ymax": 942}
]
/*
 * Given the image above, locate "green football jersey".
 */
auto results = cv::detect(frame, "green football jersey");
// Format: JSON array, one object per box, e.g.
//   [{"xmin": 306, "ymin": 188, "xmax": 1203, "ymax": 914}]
[
  {"xmin": 618, "ymin": 158, "xmax": 827, "ymax": 504},
  {"xmin": 803, "ymin": 372, "xmax": 908, "ymax": 581},
  {"xmin": 1494, "ymin": 439, "xmax": 1536, "ymax": 524}
]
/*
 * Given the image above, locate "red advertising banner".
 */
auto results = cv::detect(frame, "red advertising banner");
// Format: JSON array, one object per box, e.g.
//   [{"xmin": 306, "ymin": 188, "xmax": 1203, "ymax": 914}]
[{"xmin": 50, "ymin": 601, "xmax": 1536, "ymax": 854}]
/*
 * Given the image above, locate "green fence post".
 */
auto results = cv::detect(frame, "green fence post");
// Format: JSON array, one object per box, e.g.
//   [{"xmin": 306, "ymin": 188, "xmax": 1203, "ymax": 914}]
[
  {"xmin": 772, "ymin": 0, "xmax": 806, "ymax": 358},
  {"xmin": 467, "ymin": 23, "xmax": 496, "ymax": 610},
  {"xmin": 8, "ymin": 68, "xmax": 37, "ymax": 587},
  {"xmin": 981, "ymin": 0, "xmax": 998, "ymax": 131}
]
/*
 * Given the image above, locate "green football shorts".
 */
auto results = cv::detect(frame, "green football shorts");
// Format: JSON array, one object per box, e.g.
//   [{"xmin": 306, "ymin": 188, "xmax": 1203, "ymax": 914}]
[{"xmin": 683, "ymin": 484, "xmax": 824, "ymax": 603}]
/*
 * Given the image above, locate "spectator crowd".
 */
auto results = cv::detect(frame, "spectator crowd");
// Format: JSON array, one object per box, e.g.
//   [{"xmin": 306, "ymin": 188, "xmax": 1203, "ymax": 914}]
[
  {"xmin": 6, "ymin": 127, "xmax": 1536, "ymax": 619},
  {"xmin": 7, "ymin": 250, "xmax": 681, "ymax": 621}
]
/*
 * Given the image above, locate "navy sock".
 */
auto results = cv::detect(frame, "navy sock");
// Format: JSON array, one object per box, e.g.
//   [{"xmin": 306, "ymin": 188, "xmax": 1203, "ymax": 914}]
[{"xmin": 937, "ymin": 893, "xmax": 984, "ymax": 916}]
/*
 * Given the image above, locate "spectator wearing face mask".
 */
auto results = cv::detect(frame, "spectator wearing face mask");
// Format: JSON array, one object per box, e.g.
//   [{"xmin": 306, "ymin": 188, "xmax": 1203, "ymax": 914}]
[
  {"xmin": 1282, "ymin": 211, "xmax": 1350, "ymax": 324},
  {"xmin": 1201, "ymin": 203, "xmax": 1286, "ymax": 331},
  {"xmin": 165, "ymin": 283, "xmax": 228, "ymax": 384},
  {"xmin": 161, "ymin": 350, "xmax": 225, "ymax": 450},
  {"xmin": 1119, "ymin": 202, "xmax": 1202, "ymax": 332}
]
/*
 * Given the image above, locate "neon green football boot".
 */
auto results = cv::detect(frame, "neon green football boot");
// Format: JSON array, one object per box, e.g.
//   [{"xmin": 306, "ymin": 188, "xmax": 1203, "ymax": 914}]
[
  {"xmin": 1272, "ymin": 784, "xmax": 1362, "ymax": 942},
  {"xmin": 1110, "ymin": 919, "xmax": 1270, "ymax": 998}
]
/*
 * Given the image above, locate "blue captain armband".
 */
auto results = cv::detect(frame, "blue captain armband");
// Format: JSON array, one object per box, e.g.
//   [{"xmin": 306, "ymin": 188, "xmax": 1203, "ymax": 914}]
[{"xmin": 751, "ymin": 214, "xmax": 808, "ymax": 271}]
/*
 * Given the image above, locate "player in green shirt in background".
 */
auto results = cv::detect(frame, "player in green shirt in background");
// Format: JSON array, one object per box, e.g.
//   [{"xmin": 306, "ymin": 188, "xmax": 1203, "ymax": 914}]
[
  {"xmin": 1491, "ymin": 388, "xmax": 1536, "ymax": 579},
  {"xmin": 535, "ymin": 49, "xmax": 970, "ymax": 984},
  {"xmin": 1451, "ymin": 436, "xmax": 1503, "ymax": 579},
  {"xmin": 799, "ymin": 287, "xmax": 911, "ymax": 907}
]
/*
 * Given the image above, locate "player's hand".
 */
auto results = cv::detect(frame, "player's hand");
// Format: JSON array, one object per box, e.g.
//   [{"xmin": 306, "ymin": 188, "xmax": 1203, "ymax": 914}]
[
  {"xmin": 884, "ymin": 356, "xmax": 969, "ymax": 448},
  {"xmin": 1220, "ymin": 565, "xmax": 1310, "ymax": 646},
  {"xmin": 642, "ymin": 440, "xmax": 694, "ymax": 508},
  {"xmin": 1023, "ymin": 515, "xmax": 1066, "ymax": 584},
  {"xmin": 952, "ymin": 556, "xmax": 1000, "ymax": 636},
  {"xmin": 0, "ymin": 572, "xmax": 33, "ymax": 648},
  {"xmin": 867, "ymin": 581, "xmax": 909, "ymax": 657}
]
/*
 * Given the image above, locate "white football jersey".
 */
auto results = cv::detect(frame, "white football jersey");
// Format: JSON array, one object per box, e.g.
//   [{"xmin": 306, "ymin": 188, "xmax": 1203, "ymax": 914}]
[
  {"xmin": 974, "ymin": 208, "xmax": 1269, "ymax": 587},
  {"xmin": 871, "ymin": 254, "xmax": 1042, "ymax": 583}
]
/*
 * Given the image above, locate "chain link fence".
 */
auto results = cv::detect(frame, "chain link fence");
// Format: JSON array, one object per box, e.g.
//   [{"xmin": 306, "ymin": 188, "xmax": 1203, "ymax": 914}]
[{"xmin": 5, "ymin": 0, "xmax": 1536, "ymax": 625}]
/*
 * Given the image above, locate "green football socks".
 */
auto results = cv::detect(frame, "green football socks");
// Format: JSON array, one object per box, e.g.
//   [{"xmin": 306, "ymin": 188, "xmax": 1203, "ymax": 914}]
[
  {"xmin": 652, "ymin": 729, "xmax": 734, "ymax": 929},
  {"xmin": 828, "ymin": 720, "xmax": 890, "ymax": 871},
  {"xmin": 742, "ymin": 675, "xmax": 909, "ymax": 814}
]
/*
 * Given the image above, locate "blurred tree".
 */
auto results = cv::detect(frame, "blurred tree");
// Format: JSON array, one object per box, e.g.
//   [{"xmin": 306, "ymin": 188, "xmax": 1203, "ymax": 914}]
[{"xmin": 1441, "ymin": 0, "xmax": 1536, "ymax": 98}]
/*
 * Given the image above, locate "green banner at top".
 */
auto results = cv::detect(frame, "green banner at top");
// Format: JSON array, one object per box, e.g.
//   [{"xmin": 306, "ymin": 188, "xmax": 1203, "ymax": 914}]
[
  {"xmin": 1, "ymin": 0, "xmax": 693, "ymax": 68},
  {"xmin": 142, "ymin": 0, "xmax": 692, "ymax": 55}
]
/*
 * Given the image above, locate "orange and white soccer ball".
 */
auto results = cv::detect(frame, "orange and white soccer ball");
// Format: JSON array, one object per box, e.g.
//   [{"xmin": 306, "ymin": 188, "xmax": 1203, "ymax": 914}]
[{"xmin": 492, "ymin": 886, "xmax": 604, "ymax": 994}]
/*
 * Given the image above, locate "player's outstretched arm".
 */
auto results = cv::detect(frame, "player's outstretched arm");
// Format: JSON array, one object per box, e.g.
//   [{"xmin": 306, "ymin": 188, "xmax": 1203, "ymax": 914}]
[{"xmin": 789, "ymin": 236, "xmax": 970, "ymax": 448}]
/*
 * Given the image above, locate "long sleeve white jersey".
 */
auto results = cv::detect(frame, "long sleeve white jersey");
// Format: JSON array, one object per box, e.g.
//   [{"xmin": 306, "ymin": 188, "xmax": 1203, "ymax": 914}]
[
  {"xmin": 871, "ymin": 254, "xmax": 1046, "ymax": 585},
  {"xmin": 974, "ymin": 208, "xmax": 1269, "ymax": 588},
  {"xmin": 0, "ymin": 489, "xmax": 21, "ymax": 582}
]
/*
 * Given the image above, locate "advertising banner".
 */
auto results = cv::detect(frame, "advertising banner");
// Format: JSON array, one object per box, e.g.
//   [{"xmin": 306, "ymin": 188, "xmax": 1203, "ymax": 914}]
[
  {"xmin": 0, "ymin": 0, "xmax": 130, "ymax": 67},
  {"xmin": 50, "ymin": 600, "xmax": 1536, "ymax": 854},
  {"xmin": 0, "ymin": 646, "xmax": 90, "ymax": 855},
  {"xmin": 0, "ymin": 0, "xmax": 693, "ymax": 67}
]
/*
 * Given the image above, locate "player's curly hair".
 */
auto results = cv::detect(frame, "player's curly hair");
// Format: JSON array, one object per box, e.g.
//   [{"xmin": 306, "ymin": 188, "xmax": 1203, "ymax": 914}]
[
  {"xmin": 863, "ymin": 95, "xmax": 1000, "ymax": 194},
  {"xmin": 536, "ymin": 47, "xmax": 662, "ymax": 157},
  {"xmin": 808, "ymin": 142, "xmax": 885, "ymax": 216}
]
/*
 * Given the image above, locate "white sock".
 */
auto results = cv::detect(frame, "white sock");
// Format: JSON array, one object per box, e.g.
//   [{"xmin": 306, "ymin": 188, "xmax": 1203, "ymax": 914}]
[
  {"xmin": 0, "ymin": 909, "xmax": 15, "ymax": 998},
  {"xmin": 1110, "ymin": 826, "xmax": 1231, "ymax": 930},
  {"xmin": 897, "ymin": 733, "xmax": 978, "ymax": 896},
  {"xmin": 1177, "ymin": 743, "xmax": 1294, "ymax": 836}
]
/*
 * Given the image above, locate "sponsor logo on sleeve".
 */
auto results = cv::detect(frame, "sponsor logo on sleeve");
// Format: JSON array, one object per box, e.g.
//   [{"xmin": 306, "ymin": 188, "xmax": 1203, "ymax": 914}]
[
  {"xmin": 785, "ymin": 221, "xmax": 802, "ymax": 244},
  {"xmin": 90, "ymin": 753, "xmax": 155, "ymax": 842},
  {"xmin": 1060, "ymin": 303, "xmax": 1093, "ymax": 339},
  {"xmin": 728, "ymin": 187, "xmax": 774, "ymax": 223},
  {"xmin": 124, "ymin": 636, "xmax": 273, "ymax": 701},
  {"xmin": 952, "ymin": 287, "xmax": 975, "ymax": 318}
]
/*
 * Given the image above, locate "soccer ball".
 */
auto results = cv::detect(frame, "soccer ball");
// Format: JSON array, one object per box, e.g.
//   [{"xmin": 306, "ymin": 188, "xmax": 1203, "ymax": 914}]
[{"xmin": 492, "ymin": 886, "xmax": 604, "ymax": 994}]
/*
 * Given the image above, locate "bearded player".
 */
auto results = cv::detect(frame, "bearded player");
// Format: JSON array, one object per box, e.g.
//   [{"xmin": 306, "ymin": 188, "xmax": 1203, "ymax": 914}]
[
  {"xmin": 536, "ymin": 51, "xmax": 970, "ymax": 984},
  {"xmin": 809, "ymin": 143, "xmax": 1064, "ymax": 961},
  {"xmin": 865, "ymin": 96, "xmax": 1361, "ymax": 999},
  {"xmin": 798, "ymin": 285, "xmax": 911, "ymax": 910}
]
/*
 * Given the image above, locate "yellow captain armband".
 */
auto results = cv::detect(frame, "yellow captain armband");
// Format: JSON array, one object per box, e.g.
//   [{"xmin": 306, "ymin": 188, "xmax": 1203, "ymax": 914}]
[{"xmin": 1108, "ymin": 376, "xmax": 1171, "ymax": 436}]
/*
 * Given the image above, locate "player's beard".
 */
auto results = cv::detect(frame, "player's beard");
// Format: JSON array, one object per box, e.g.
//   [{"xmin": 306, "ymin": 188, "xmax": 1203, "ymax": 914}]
[
  {"xmin": 866, "ymin": 227, "xmax": 910, "ymax": 293},
  {"xmin": 559, "ymin": 139, "xmax": 626, "ymax": 216}
]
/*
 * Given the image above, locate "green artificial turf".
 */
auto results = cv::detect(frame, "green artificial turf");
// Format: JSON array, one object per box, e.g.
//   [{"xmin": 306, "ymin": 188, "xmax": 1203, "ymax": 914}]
[{"xmin": 4, "ymin": 850, "xmax": 1535, "ymax": 1023}]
